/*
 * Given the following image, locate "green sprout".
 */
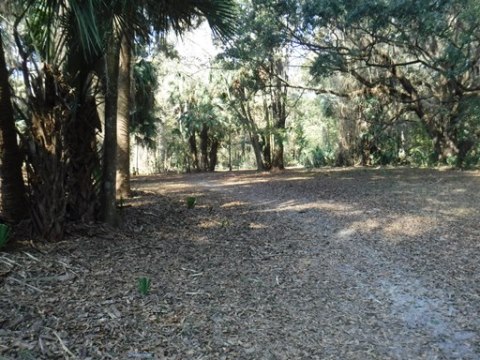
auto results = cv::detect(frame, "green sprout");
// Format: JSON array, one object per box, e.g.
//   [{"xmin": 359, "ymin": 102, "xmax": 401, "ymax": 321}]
[
  {"xmin": 137, "ymin": 277, "xmax": 151, "ymax": 296},
  {"xmin": 186, "ymin": 196, "xmax": 197, "ymax": 209},
  {"xmin": 0, "ymin": 224, "xmax": 11, "ymax": 250},
  {"xmin": 221, "ymin": 218, "xmax": 231, "ymax": 228}
]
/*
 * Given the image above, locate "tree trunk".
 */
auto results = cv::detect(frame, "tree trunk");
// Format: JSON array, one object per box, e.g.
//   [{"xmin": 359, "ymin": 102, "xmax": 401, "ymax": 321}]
[
  {"xmin": 228, "ymin": 130, "xmax": 232, "ymax": 171},
  {"xmin": 208, "ymin": 138, "xmax": 219, "ymax": 172},
  {"xmin": 116, "ymin": 31, "xmax": 132, "ymax": 199},
  {"xmin": 26, "ymin": 64, "xmax": 70, "ymax": 241},
  {"xmin": 242, "ymin": 105, "xmax": 266, "ymax": 171},
  {"xmin": 188, "ymin": 131, "xmax": 199, "ymax": 170},
  {"xmin": 423, "ymin": 115, "xmax": 463, "ymax": 165},
  {"xmin": 271, "ymin": 58, "xmax": 287, "ymax": 170},
  {"xmin": 100, "ymin": 34, "xmax": 121, "ymax": 226},
  {"xmin": 262, "ymin": 96, "xmax": 272, "ymax": 169},
  {"xmin": 251, "ymin": 132, "xmax": 266, "ymax": 171},
  {"xmin": 199, "ymin": 123, "xmax": 209, "ymax": 171},
  {"xmin": 65, "ymin": 95, "xmax": 100, "ymax": 222},
  {"xmin": 261, "ymin": 134, "xmax": 272, "ymax": 169},
  {"xmin": 271, "ymin": 122, "xmax": 286, "ymax": 169},
  {"xmin": 0, "ymin": 30, "xmax": 28, "ymax": 222}
]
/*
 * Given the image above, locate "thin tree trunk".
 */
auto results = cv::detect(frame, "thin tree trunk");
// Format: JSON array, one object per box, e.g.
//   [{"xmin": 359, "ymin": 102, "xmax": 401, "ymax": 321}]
[
  {"xmin": 116, "ymin": 31, "xmax": 132, "ymax": 198},
  {"xmin": 100, "ymin": 33, "xmax": 121, "ymax": 226},
  {"xmin": 241, "ymin": 100, "xmax": 266, "ymax": 171},
  {"xmin": 228, "ymin": 130, "xmax": 232, "ymax": 171},
  {"xmin": 0, "ymin": 30, "xmax": 28, "ymax": 222},
  {"xmin": 271, "ymin": 58, "xmax": 286, "ymax": 170},
  {"xmin": 262, "ymin": 95, "xmax": 272, "ymax": 169},
  {"xmin": 200, "ymin": 123, "xmax": 209, "ymax": 171}
]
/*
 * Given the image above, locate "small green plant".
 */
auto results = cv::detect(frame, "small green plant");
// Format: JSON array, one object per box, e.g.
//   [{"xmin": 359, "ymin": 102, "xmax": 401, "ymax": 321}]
[
  {"xmin": 186, "ymin": 196, "xmax": 197, "ymax": 209},
  {"xmin": 0, "ymin": 224, "xmax": 11, "ymax": 250},
  {"xmin": 137, "ymin": 277, "xmax": 151, "ymax": 296},
  {"xmin": 221, "ymin": 218, "xmax": 231, "ymax": 228},
  {"xmin": 17, "ymin": 349, "xmax": 36, "ymax": 360}
]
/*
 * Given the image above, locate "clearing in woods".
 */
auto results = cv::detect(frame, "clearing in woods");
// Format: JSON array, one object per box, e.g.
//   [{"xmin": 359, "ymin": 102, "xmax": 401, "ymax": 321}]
[{"xmin": 1, "ymin": 168, "xmax": 479, "ymax": 359}]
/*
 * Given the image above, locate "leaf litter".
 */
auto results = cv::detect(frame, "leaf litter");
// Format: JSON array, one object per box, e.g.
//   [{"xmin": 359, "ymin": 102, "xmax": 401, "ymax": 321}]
[{"xmin": 1, "ymin": 167, "xmax": 479, "ymax": 359}]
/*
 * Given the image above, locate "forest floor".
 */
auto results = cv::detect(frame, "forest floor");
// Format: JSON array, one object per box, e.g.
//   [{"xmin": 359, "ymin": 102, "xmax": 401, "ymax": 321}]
[{"xmin": 1, "ymin": 167, "xmax": 479, "ymax": 359}]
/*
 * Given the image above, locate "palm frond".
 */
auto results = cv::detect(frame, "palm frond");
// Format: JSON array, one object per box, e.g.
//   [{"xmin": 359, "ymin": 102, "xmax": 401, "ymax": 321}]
[
  {"xmin": 69, "ymin": 0, "xmax": 103, "ymax": 58},
  {"xmin": 146, "ymin": 0, "xmax": 238, "ymax": 41}
]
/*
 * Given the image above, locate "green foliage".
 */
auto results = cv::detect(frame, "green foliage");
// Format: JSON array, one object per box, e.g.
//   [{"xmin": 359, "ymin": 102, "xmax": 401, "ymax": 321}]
[
  {"xmin": 289, "ymin": 0, "xmax": 480, "ymax": 168},
  {"xmin": 131, "ymin": 58, "xmax": 159, "ymax": 149},
  {"xmin": 186, "ymin": 196, "xmax": 197, "ymax": 209},
  {"xmin": 302, "ymin": 146, "xmax": 335, "ymax": 168},
  {"xmin": 406, "ymin": 126, "xmax": 436, "ymax": 167},
  {"xmin": 137, "ymin": 277, "xmax": 151, "ymax": 296},
  {"xmin": 462, "ymin": 145, "xmax": 480, "ymax": 169},
  {"xmin": 17, "ymin": 349, "xmax": 36, "ymax": 360},
  {"xmin": 220, "ymin": 218, "xmax": 231, "ymax": 228},
  {"xmin": 0, "ymin": 224, "xmax": 11, "ymax": 250},
  {"xmin": 359, "ymin": 125, "xmax": 399, "ymax": 166},
  {"xmin": 408, "ymin": 147, "xmax": 433, "ymax": 167},
  {"xmin": 163, "ymin": 70, "xmax": 231, "ymax": 171}
]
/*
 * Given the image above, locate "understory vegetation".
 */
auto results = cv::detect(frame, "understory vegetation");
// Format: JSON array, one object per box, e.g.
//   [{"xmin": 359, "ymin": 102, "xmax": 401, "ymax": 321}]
[{"xmin": 0, "ymin": 0, "xmax": 479, "ymax": 241}]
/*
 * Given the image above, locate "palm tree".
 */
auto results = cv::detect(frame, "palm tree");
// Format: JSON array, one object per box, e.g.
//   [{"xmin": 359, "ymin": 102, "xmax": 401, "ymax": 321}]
[
  {"xmin": 11, "ymin": 0, "xmax": 104, "ymax": 238},
  {"xmin": 115, "ymin": 28, "xmax": 133, "ymax": 199},
  {"xmin": 6, "ymin": 0, "xmax": 236, "ymax": 232},
  {"xmin": 114, "ymin": 0, "xmax": 237, "ymax": 202},
  {"xmin": 0, "ymin": 29, "xmax": 28, "ymax": 223}
]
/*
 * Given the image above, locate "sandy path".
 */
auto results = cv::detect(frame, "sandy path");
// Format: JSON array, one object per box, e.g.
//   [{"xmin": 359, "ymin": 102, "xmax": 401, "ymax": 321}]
[
  {"xmin": 185, "ymin": 169, "xmax": 480, "ymax": 359},
  {"xmin": 1, "ymin": 168, "xmax": 479, "ymax": 359}
]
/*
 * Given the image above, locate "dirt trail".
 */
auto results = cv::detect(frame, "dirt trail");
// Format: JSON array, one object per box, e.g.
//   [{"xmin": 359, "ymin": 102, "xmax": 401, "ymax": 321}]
[
  {"xmin": 194, "ymin": 169, "xmax": 480, "ymax": 359},
  {"xmin": 1, "ymin": 168, "xmax": 479, "ymax": 359}
]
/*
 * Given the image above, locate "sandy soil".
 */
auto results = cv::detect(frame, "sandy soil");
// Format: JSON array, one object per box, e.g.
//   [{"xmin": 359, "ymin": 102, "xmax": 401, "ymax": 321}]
[{"xmin": 1, "ymin": 167, "xmax": 479, "ymax": 359}]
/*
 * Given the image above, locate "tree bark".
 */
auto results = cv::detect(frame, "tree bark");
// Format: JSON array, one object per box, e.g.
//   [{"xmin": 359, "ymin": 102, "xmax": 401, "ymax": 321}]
[
  {"xmin": 271, "ymin": 57, "xmax": 287, "ymax": 170},
  {"xmin": 199, "ymin": 123, "xmax": 209, "ymax": 171},
  {"xmin": 262, "ymin": 95, "xmax": 272, "ymax": 169},
  {"xmin": 0, "ymin": 30, "xmax": 28, "ymax": 222},
  {"xmin": 241, "ymin": 100, "xmax": 266, "ymax": 171},
  {"xmin": 100, "ymin": 33, "xmax": 121, "ymax": 226},
  {"xmin": 26, "ymin": 64, "xmax": 69, "ymax": 241},
  {"xmin": 116, "ymin": 31, "xmax": 132, "ymax": 198},
  {"xmin": 188, "ymin": 131, "xmax": 199, "ymax": 170},
  {"xmin": 208, "ymin": 138, "xmax": 219, "ymax": 172},
  {"xmin": 65, "ymin": 94, "xmax": 100, "ymax": 222},
  {"xmin": 251, "ymin": 132, "xmax": 266, "ymax": 171}
]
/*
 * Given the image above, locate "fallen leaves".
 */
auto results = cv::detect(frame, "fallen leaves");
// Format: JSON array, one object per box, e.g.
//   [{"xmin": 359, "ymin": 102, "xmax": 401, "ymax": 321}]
[{"xmin": 1, "ymin": 168, "xmax": 479, "ymax": 359}]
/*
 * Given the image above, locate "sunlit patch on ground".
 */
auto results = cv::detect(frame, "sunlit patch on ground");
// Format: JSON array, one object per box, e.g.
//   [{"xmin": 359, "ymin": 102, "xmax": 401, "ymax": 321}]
[{"xmin": 1, "ymin": 168, "xmax": 479, "ymax": 359}]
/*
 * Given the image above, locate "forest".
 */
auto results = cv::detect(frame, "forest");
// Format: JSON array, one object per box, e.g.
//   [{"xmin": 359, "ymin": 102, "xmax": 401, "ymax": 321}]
[
  {"xmin": 0, "ymin": 0, "xmax": 479, "ymax": 240},
  {"xmin": 0, "ymin": 1, "xmax": 479, "ymax": 358}
]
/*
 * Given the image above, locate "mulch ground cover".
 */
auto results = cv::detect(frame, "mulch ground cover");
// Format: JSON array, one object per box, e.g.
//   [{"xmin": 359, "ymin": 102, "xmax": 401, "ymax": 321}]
[{"xmin": 1, "ymin": 168, "xmax": 479, "ymax": 359}]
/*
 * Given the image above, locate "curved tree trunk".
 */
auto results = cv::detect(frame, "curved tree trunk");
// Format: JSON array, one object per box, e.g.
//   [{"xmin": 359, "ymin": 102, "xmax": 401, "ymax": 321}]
[
  {"xmin": 0, "ymin": 30, "xmax": 28, "ymax": 222},
  {"xmin": 251, "ymin": 132, "xmax": 266, "ymax": 171},
  {"xmin": 116, "ymin": 31, "xmax": 132, "ymax": 199}
]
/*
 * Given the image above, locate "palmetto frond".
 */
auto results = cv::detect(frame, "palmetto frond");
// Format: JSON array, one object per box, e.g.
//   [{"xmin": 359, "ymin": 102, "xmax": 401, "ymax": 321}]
[
  {"xmin": 24, "ymin": 0, "xmax": 103, "ymax": 64},
  {"xmin": 145, "ymin": 0, "xmax": 237, "ymax": 41}
]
